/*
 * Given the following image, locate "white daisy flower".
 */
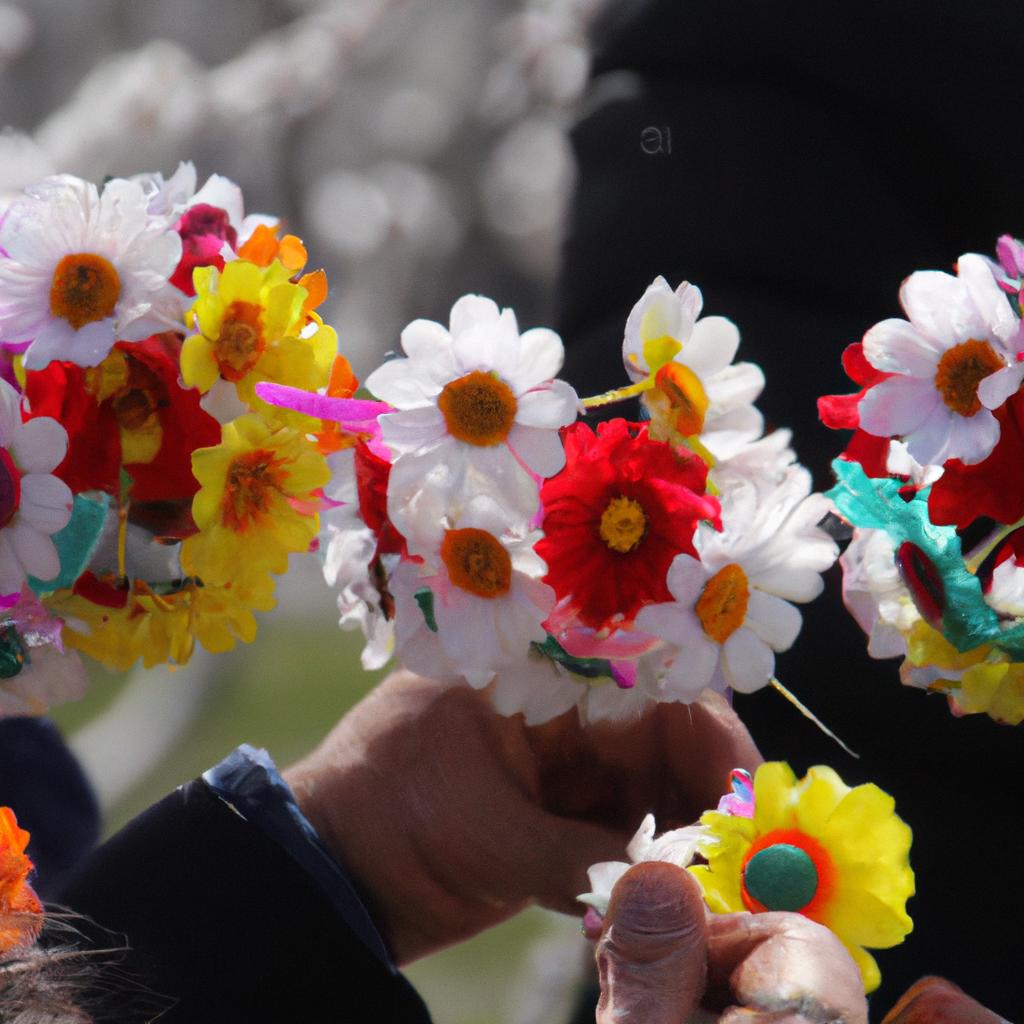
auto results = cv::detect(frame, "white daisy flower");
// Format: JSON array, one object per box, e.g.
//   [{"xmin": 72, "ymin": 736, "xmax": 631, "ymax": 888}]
[
  {"xmin": 578, "ymin": 813, "xmax": 708, "ymax": 915},
  {"xmin": 635, "ymin": 467, "xmax": 838, "ymax": 696},
  {"xmin": 366, "ymin": 294, "xmax": 579, "ymax": 531},
  {"xmin": 858, "ymin": 253, "xmax": 1023, "ymax": 466},
  {"xmin": 622, "ymin": 276, "xmax": 764, "ymax": 453},
  {"xmin": 0, "ymin": 378, "xmax": 73, "ymax": 595},
  {"xmin": 391, "ymin": 495, "xmax": 554, "ymax": 689},
  {"xmin": 0, "ymin": 174, "xmax": 183, "ymax": 369},
  {"xmin": 839, "ymin": 527, "xmax": 917, "ymax": 661}
]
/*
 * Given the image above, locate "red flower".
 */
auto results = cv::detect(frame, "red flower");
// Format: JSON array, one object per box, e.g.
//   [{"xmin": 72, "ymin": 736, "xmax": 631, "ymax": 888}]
[
  {"xmin": 819, "ymin": 342, "xmax": 891, "ymax": 477},
  {"xmin": 170, "ymin": 203, "xmax": 237, "ymax": 296},
  {"xmin": 354, "ymin": 443, "xmax": 405, "ymax": 558},
  {"xmin": 23, "ymin": 333, "xmax": 221, "ymax": 506},
  {"xmin": 929, "ymin": 386, "xmax": 1024, "ymax": 528},
  {"xmin": 537, "ymin": 420, "xmax": 720, "ymax": 631}
]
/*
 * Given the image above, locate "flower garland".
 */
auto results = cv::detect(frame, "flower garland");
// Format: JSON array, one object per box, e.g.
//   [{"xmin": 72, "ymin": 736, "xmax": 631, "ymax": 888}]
[
  {"xmin": 822, "ymin": 238, "xmax": 1024, "ymax": 724},
  {"xmin": 0, "ymin": 165, "xmax": 334, "ymax": 708},
  {"xmin": 262, "ymin": 275, "xmax": 839, "ymax": 722}
]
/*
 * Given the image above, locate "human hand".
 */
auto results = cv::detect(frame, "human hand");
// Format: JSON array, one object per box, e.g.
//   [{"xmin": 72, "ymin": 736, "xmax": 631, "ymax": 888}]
[
  {"xmin": 596, "ymin": 859, "xmax": 867, "ymax": 1023},
  {"xmin": 284, "ymin": 668, "xmax": 759, "ymax": 963}
]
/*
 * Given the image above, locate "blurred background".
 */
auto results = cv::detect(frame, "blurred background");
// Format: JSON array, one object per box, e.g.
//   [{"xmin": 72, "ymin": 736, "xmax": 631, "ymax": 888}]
[{"xmin": 0, "ymin": 0, "xmax": 608, "ymax": 1019}]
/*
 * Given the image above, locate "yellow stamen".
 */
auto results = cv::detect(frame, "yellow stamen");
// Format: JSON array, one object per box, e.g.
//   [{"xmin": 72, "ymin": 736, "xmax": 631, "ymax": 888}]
[
  {"xmin": 49, "ymin": 253, "xmax": 121, "ymax": 330},
  {"xmin": 441, "ymin": 527, "xmax": 512, "ymax": 598},
  {"xmin": 696, "ymin": 563, "xmax": 749, "ymax": 643},
  {"xmin": 599, "ymin": 495, "xmax": 648, "ymax": 553},
  {"xmin": 933, "ymin": 339, "xmax": 1003, "ymax": 416},
  {"xmin": 581, "ymin": 378, "xmax": 654, "ymax": 409},
  {"xmin": 438, "ymin": 371, "xmax": 517, "ymax": 446}
]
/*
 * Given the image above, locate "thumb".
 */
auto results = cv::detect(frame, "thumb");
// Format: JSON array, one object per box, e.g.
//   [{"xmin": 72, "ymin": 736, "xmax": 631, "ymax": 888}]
[
  {"xmin": 596, "ymin": 861, "xmax": 708, "ymax": 1024},
  {"xmin": 881, "ymin": 977, "xmax": 1009, "ymax": 1024}
]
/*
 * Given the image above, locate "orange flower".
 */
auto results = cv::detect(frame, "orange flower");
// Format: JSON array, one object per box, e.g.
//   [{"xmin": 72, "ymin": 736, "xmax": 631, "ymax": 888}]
[{"xmin": 0, "ymin": 806, "xmax": 43, "ymax": 954}]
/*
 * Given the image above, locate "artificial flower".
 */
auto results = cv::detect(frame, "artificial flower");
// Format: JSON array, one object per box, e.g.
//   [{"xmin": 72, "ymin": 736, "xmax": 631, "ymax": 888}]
[
  {"xmin": 0, "ymin": 377, "xmax": 72, "ymax": 596},
  {"xmin": 183, "ymin": 414, "xmax": 329, "ymax": 586},
  {"xmin": 0, "ymin": 805, "xmax": 43, "ymax": 954},
  {"xmin": 391, "ymin": 495, "xmax": 554, "ymax": 688},
  {"xmin": 857, "ymin": 253, "xmax": 1022, "ymax": 466},
  {"xmin": 23, "ymin": 333, "xmax": 220, "ymax": 503},
  {"xmin": 537, "ymin": 419, "xmax": 719, "ymax": 633},
  {"xmin": 622, "ymin": 276, "xmax": 764, "ymax": 458},
  {"xmin": 578, "ymin": 813, "xmax": 708, "ymax": 916},
  {"xmin": 366, "ymin": 294, "xmax": 579, "ymax": 530},
  {"xmin": 182, "ymin": 259, "xmax": 334, "ymax": 427},
  {"xmin": 0, "ymin": 175, "xmax": 182, "ymax": 368},
  {"xmin": 634, "ymin": 466, "xmax": 836, "ymax": 696},
  {"xmin": 49, "ymin": 569, "xmax": 276, "ymax": 671},
  {"xmin": 690, "ymin": 762, "xmax": 914, "ymax": 993}
]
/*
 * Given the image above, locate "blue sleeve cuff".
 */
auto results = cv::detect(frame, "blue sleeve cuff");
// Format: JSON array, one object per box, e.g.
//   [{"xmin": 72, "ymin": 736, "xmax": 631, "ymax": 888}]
[{"xmin": 203, "ymin": 743, "xmax": 395, "ymax": 970}]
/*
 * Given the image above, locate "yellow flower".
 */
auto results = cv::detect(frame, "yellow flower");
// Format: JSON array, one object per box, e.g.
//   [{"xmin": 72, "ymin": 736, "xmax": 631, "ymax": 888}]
[
  {"xmin": 48, "ymin": 572, "xmax": 276, "ymax": 671},
  {"xmin": 184, "ymin": 414, "xmax": 329, "ymax": 586},
  {"xmin": 182, "ymin": 259, "xmax": 334, "ymax": 427},
  {"xmin": 690, "ymin": 762, "xmax": 914, "ymax": 993},
  {"xmin": 954, "ymin": 662, "xmax": 1024, "ymax": 725}
]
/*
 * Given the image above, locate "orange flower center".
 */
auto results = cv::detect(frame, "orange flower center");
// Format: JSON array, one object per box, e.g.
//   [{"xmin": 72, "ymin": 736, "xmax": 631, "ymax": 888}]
[
  {"xmin": 740, "ymin": 828, "xmax": 837, "ymax": 921},
  {"xmin": 220, "ymin": 448, "xmax": 287, "ymax": 532},
  {"xmin": 441, "ymin": 527, "xmax": 512, "ymax": 598},
  {"xmin": 599, "ymin": 494, "xmax": 647, "ymax": 553},
  {"xmin": 696, "ymin": 563, "xmax": 749, "ymax": 643},
  {"xmin": 49, "ymin": 253, "xmax": 121, "ymax": 330},
  {"xmin": 438, "ymin": 371, "xmax": 517, "ymax": 446},
  {"xmin": 933, "ymin": 339, "xmax": 1003, "ymax": 416},
  {"xmin": 216, "ymin": 300, "xmax": 266, "ymax": 382},
  {"xmin": 655, "ymin": 361, "xmax": 710, "ymax": 436}
]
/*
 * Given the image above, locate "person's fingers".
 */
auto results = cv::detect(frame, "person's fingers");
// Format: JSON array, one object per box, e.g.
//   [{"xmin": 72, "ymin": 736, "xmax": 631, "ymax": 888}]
[
  {"xmin": 596, "ymin": 861, "xmax": 708, "ymax": 1024},
  {"xmin": 881, "ymin": 977, "xmax": 1008, "ymax": 1024},
  {"xmin": 707, "ymin": 911, "xmax": 867, "ymax": 1024}
]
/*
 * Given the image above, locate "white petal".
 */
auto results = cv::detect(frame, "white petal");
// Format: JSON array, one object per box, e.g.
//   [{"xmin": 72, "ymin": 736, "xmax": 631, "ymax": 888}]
[
  {"xmin": 862, "ymin": 318, "xmax": 943, "ymax": 376},
  {"xmin": 450, "ymin": 294, "xmax": 502, "ymax": 337},
  {"xmin": 903, "ymin": 401, "xmax": 956, "ymax": 466},
  {"xmin": 722, "ymin": 626, "xmax": 774, "ymax": 693},
  {"xmin": 665, "ymin": 553, "xmax": 710, "ymax": 603},
  {"xmin": 978, "ymin": 363, "xmax": 1024, "ymax": 409},
  {"xmin": 662, "ymin": 635, "xmax": 720, "ymax": 697},
  {"xmin": 400, "ymin": 317, "xmax": 452, "ymax": 360},
  {"xmin": 507, "ymin": 423, "xmax": 566, "ymax": 478},
  {"xmin": 10, "ymin": 417, "xmax": 68, "ymax": 473},
  {"xmin": 7, "ymin": 521, "xmax": 59, "ymax": 580},
  {"xmin": 858, "ymin": 376, "xmax": 941, "ymax": 437},
  {"xmin": 900, "ymin": 269, "xmax": 969, "ymax": 342},
  {"xmin": 378, "ymin": 405, "xmax": 447, "ymax": 455},
  {"xmin": 366, "ymin": 357, "xmax": 441, "ymax": 407},
  {"xmin": 958, "ymin": 253, "xmax": 1020, "ymax": 344},
  {"xmin": 512, "ymin": 327, "xmax": 565, "ymax": 388},
  {"xmin": 746, "ymin": 590, "xmax": 802, "ymax": 651},
  {"xmin": 514, "ymin": 381, "xmax": 578, "ymax": 428},
  {"xmin": 705, "ymin": 362, "xmax": 765, "ymax": 412},
  {"xmin": 683, "ymin": 316, "xmax": 741, "ymax": 375},
  {"xmin": 945, "ymin": 407, "xmax": 1000, "ymax": 465},
  {"xmin": 18, "ymin": 474, "xmax": 72, "ymax": 533}
]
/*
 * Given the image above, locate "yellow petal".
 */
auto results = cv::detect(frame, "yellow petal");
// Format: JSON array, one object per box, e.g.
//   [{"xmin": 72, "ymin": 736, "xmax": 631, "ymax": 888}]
[
  {"xmin": 842, "ymin": 941, "xmax": 881, "ymax": 994},
  {"xmin": 181, "ymin": 332, "xmax": 220, "ymax": 393},
  {"xmin": 753, "ymin": 762, "xmax": 799, "ymax": 832}
]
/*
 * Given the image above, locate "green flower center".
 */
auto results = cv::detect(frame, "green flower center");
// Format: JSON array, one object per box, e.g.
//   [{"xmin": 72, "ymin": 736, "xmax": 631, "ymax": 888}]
[{"xmin": 743, "ymin": 843, "xmax": 818, "ymax": 911}]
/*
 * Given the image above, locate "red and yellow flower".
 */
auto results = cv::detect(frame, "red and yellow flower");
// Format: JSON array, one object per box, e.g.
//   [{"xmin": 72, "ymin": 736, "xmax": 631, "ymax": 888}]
[
  {"xmin": 690, "ymin": 762, "xmax": 914, "ymax": 993},
  {"xmin": 537, "ymin": 420, "xmax": 720, "ymax": 631},
  {"xmin": 0, "ymin": 806, "xmax": 43, "ymax": 955}
]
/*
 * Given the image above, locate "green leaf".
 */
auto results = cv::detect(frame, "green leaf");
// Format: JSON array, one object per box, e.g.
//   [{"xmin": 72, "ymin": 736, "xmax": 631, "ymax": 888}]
[
  {"xmin": 29, "ymin": 493, "xmax": 110, "ymax": 595},
  {"xmin": 532, "ymin": 635, "xmax": 614, "ymax": 680},
  {"xmin": 414, "ymin": 587, "xmax": 438, "ymax": 633}
]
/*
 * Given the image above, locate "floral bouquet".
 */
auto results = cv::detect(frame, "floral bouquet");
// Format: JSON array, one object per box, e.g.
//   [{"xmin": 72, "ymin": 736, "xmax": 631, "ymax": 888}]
[
  {"xmin": 0, "ymin": 165, "xmax": 336, "ymax": 713},
  {"xmin": 579, "ymin": 762, "xmax": 915, "ymax": 993},
  {"xmin": 822, "ymin": 239, "xmax": 1024, "ymax": 725},
  {"xmin": 261, "ymin": 275, "xmax": 840, "ymax": 723}
]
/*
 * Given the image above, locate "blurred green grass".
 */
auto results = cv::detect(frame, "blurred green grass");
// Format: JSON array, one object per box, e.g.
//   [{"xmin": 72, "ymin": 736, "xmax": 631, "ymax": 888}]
[{"xmin": 48, "ymin": 561, "xmax": 586, "ymax": 1024}]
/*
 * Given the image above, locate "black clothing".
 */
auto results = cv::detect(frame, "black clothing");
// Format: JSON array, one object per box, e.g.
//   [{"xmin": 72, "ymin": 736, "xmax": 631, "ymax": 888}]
[{"xmin": 559, "ymin": 3, "xmax": 1021, "ymax": 1019}]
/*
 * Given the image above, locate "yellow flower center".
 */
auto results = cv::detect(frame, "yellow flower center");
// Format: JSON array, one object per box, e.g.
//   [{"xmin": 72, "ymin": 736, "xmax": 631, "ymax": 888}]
[
  {"xmin": 933, "ymin": 339, "xmax": 1003, "ymax": 417},
  {"xmin": 49, "ymin": 253, "xmax": 121, "ymax": 330},
  {"xmin": 438, "ymin": 371, "xmax": 517, "ymax": 446},
  {"xmin": 216, "ymin": 300, "xmax": 266, "ymax": 382},
  {"xmin": 221, "ymin": 448, "xmax": 287, "ymax": 532},
  {"xmin": 655, "ymin": 361, "xmax": 710, "ymax": 436},
  {"xmin": 599, "ymin": 495, "xmax": 648, "ymax": 553},
  {"xmin": 441, "ymin": 527, "xmax": 512, "ymax": 598},
  {"xmin": 696, "ymin": 563, "xmax": 750, "ymax": 643}
]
